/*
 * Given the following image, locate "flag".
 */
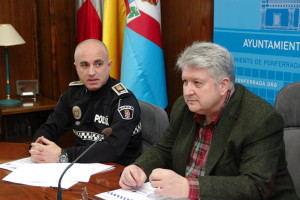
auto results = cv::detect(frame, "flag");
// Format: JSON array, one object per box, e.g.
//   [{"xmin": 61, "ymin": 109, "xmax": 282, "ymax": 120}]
[
  {"xmin": 121, "ymin": 0, "xmax": 168, "ymax": 108},
  {"xmin": 76, "ymin": 0, "xmax": 104, "ymax": 43},
  {"xmin": 103, "ymin": 0, "xmax": 126, "ymax": 80}
]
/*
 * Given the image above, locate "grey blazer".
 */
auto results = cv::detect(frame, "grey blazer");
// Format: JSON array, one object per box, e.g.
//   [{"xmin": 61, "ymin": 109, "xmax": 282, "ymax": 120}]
[{"xmin": 135, "ymin": 84, "xmax": 298, "ymax": 200}]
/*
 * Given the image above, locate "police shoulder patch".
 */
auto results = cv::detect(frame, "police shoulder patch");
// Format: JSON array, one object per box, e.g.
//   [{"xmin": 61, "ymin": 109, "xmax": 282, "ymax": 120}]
[
  {"xmin": 69, "ymin": 81, "xmax": 83, "ymax": 86},
  {"xmin": 118, "ymin": 105, "xmax": 134, "ymax": 120},
  {"xmin": 112, "ymin": 83, "xmax": 129, "ymax": 96}
]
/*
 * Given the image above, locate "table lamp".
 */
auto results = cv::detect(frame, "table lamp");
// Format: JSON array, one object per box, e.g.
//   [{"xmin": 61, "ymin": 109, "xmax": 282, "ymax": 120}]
[{"xmin": 0, "ymin": 24, "xmax": 26, "ymax": 106}]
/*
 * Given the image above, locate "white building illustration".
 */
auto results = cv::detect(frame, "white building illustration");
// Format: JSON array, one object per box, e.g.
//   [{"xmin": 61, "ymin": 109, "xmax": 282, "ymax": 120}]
[{"xmin": 261, "ymin": 0, "xmax": 300, "ymax": 31}]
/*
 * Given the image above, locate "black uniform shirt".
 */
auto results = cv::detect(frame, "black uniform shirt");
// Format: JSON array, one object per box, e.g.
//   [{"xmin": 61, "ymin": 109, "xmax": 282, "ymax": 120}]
[{"xmin": 33, "ymin": 77, "xmax": 142, "ymax": 165}]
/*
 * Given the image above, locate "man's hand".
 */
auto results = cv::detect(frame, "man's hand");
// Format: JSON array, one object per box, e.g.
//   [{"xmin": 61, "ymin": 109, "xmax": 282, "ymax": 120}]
[
  {"xmin": 29, "ymin": 136, "xmax": 61, "ymax": 163},
  {"xmin": 119, "ymin": 165, "xmax": 147, "ymax": 189},
  {"xmin": 149, "ymin": 168, "xmax": 189, "ymax": 198}
]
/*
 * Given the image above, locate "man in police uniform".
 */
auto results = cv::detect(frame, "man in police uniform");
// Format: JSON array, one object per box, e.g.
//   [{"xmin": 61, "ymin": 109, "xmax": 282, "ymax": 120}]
[{"xmin": 29, "ymin": 39, "xmax": 141, "ymax": 165}]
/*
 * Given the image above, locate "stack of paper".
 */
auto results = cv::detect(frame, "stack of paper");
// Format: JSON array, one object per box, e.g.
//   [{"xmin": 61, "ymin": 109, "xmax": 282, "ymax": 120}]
[
  {"xmin": 0, "ymin": 157, "xmax": 114, "ymax": 189},
  {"xmin": 0, "ymin": 157, "xmax": 34, "ymax": 171},
  {"xmin": 96, "ymin": 182, "xmax": 189, "ymax": 200}
]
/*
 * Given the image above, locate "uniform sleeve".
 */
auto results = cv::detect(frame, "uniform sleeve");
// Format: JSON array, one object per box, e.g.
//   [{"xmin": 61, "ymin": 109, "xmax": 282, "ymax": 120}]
[
  {"xmin": 32, "ymin": 92, "xmax": 73, "ymax": 142},
  {"xmin": 66, "ymin": 93, "xmax": 141, "ymax": 164}
]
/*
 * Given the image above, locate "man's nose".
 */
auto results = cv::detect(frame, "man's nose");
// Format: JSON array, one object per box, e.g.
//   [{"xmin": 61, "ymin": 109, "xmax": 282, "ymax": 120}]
[
  {"xmin": 184, "ymin": 84, "xmax": 195, "ymax": 95},
  {"xmin": 88, "ymin": 65, "xmax": 96, "ymax": 75}
]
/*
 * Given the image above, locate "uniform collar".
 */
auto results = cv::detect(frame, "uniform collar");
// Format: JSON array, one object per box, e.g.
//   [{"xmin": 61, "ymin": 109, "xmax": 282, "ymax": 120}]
[{"xmin": 85, "ymin": 77, "xmax": 112, "ymax": 97}]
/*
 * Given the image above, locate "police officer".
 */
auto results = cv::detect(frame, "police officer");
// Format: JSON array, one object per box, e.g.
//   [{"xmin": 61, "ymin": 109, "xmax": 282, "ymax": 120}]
[{"xmin": 29, "ymin": 39, "xmax": 141, "ymax": 165}]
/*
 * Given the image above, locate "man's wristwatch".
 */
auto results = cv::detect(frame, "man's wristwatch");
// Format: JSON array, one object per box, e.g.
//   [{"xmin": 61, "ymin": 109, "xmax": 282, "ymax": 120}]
[{"xmin": 58, "ymin": 149, "xmax": 69, "ymax": 163}]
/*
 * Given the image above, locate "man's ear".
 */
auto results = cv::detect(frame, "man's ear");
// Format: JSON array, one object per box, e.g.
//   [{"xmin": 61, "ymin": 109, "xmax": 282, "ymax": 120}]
[
  {"xmin": 220, "ymin": 78, "xmax": 230, "ymax": 95},
  {"xmin": 108, "ymin": 60, "xmax": 112, "ymax": 70}
]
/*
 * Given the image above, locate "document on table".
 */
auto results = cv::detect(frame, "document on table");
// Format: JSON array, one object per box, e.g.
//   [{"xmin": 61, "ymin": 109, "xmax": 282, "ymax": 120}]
[
  {"xmin": 96, "ymin": 182, "xmax": 189, "ymax": 200},
  {"xmin": 90, "ymin": 163, "xmax": 115, "ymax": 175},
  {"xmin": 1, "ymin": 157, "xmax": 115, "ymax": 189},
  {"xmin": 0, "ymin": 157, "xmax": 34, "ymax": 171}
]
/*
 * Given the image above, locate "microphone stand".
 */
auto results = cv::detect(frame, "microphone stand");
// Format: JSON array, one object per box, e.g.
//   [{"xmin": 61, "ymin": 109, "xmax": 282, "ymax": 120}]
[{"xmin": 57, "ymin": 136, "xmax": 102, "ymax": 200}]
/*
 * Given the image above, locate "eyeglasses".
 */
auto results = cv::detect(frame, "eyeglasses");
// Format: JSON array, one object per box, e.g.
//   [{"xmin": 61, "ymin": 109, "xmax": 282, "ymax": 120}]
[{"xmin": 44, "ymin": 186, "xmax": 97, "ymax": 200}]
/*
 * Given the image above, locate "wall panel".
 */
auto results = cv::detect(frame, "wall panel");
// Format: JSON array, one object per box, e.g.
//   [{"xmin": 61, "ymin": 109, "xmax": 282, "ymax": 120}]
[
  {"xmin": 36, "ymin": 0, "xmax": 77, "ymax": 100},
  {"xmin": 161, "ymin": 0, "xmax": 213, "ymax": 113}
]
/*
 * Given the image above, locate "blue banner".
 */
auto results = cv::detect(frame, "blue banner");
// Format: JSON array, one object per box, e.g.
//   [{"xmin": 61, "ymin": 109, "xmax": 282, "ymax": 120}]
[{"xmin": 214, "ymin": 0, "xmax": 300, "ymax": 105}]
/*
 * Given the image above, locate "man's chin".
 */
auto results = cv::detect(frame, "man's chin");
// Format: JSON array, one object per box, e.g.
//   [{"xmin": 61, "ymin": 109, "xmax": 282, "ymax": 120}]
[
  {"xmin": 187, "ymin": 104, "xmax": 200, "ymax": 113},
  {"xmin": 86, "ymin": 85, "xmax": 100, "ymax": 91}
]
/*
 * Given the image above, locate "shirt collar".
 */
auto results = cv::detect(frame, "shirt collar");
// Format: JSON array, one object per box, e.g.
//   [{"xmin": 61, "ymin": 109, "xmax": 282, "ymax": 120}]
[{"xmin": 194, "ymin": 112, "xmax": 220, "ymax": 127}]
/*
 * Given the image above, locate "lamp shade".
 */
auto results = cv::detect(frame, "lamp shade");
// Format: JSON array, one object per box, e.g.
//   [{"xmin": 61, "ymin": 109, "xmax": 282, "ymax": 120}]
[{"xmin": 0, "ymin": 24, "xmax": 25, "ymax": 46}]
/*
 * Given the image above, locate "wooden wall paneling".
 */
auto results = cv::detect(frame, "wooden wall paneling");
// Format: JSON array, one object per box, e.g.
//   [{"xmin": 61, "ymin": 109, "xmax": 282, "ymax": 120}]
[
  {"xmin": 35, "ymin": 0, "xmax": 54, "ymax": 99},
  {"xmin": 48, "ymin": 0, "xmax": 59, "ymax": 99},
  {"xmin": 52, "ymin": 0, "xmax": 77, "ymax": 99},
  {"xmin": 161, "ymin": 0, "xmax": 213, "ymax": 113},
  {"xmin": 0, "ymin": 0, "xmax": 38, "ymax": 99},
  {"xmin": 35, "ymin": 0, "xmax": 77, "ymax": 101}
]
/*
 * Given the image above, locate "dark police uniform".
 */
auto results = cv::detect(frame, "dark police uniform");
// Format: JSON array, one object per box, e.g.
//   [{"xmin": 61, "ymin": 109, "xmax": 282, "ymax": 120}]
[{"xmin": 32, "ymin": 77, "xmax": 142, "ymax": 165}]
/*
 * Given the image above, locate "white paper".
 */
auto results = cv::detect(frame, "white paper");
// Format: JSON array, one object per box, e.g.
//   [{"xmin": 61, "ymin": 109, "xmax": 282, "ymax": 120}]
[
  {"xmin": 3, "ymin": 163, "xmax": 93, "ymax": 182},
  {"xmin": 96, "ymin": 182, "xmax": 189, "ymax": 200},
  {"xmin": 0, "ymin": 157, "xmax": 34, "ymax": 171},
  {"xmin": 0, "ymin": 157, "xmax": 114, "ymax": 174},
  {"xmin": 90, "ymin": 163, "xmax": 115, "ymax": 175},
  {"xmin": 1, "ymin": 157, "xmax": 115, "ymax": 189}
]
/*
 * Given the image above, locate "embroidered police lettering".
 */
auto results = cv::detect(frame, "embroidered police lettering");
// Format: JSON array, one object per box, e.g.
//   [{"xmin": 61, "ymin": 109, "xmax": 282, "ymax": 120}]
[{"xmin": 94, "ymin": 114, "xmax": 109, "ymax": 126}]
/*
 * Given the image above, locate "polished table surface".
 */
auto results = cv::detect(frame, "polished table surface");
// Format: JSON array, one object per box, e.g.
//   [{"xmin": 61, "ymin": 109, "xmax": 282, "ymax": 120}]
[
  {"xmin": 0, "ymin": 142, "xmax": 125, "ymax": 199},
  {"xmin": 0, "ymin": 97, "xmax": 57, "ymax": 115}
]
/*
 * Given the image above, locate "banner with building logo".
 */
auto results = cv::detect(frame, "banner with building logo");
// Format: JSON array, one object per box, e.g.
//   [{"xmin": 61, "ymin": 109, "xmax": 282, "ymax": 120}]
[{"xmin": 214, "ymin": 0, "xmax": 300, "ymax": 105}]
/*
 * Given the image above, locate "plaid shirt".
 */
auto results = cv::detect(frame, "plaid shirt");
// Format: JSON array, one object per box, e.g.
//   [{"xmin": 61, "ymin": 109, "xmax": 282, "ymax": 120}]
[{"xmin": 185, "ymin": 113, "xmax": 219, "ymax": 200}]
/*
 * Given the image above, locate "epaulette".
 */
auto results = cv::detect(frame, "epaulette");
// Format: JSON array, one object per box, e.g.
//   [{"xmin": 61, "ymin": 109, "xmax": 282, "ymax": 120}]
[
  {"xmin": 112, "ymin": 83, "xmax": 129, "ymax": 96},
  {"xmin": 69, "ymin": 81, "xmax": 84, "ymax": 86}
]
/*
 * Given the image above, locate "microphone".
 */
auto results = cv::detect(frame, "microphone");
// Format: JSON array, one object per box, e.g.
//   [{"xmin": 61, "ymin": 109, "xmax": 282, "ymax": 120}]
[{"xmin": 57, "ymin": 127, "xmax": 112, "ymax": 200}]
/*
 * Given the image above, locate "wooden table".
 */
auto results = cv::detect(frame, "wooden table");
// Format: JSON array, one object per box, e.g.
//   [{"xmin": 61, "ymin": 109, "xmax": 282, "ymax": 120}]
[
  {"xmin": 0, "ymin": 142, "xmax": 125, "ymax": 200},
  {"xmin": 0, "ymin": 97, "xmax": 57, "ymax": 142},
  {"xmin": 0, "ymin": 97, "xmax": 57, "ymax": 116}
]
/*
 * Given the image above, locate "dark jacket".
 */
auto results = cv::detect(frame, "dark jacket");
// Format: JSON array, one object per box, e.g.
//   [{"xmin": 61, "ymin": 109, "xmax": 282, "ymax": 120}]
[
  {"xmin": 135, "ymin": 83, "xmax": 298, "ymax": 200},
  {"xmin": 33, "ymin": 77, "xmax": 142, "ymax": 165}
]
